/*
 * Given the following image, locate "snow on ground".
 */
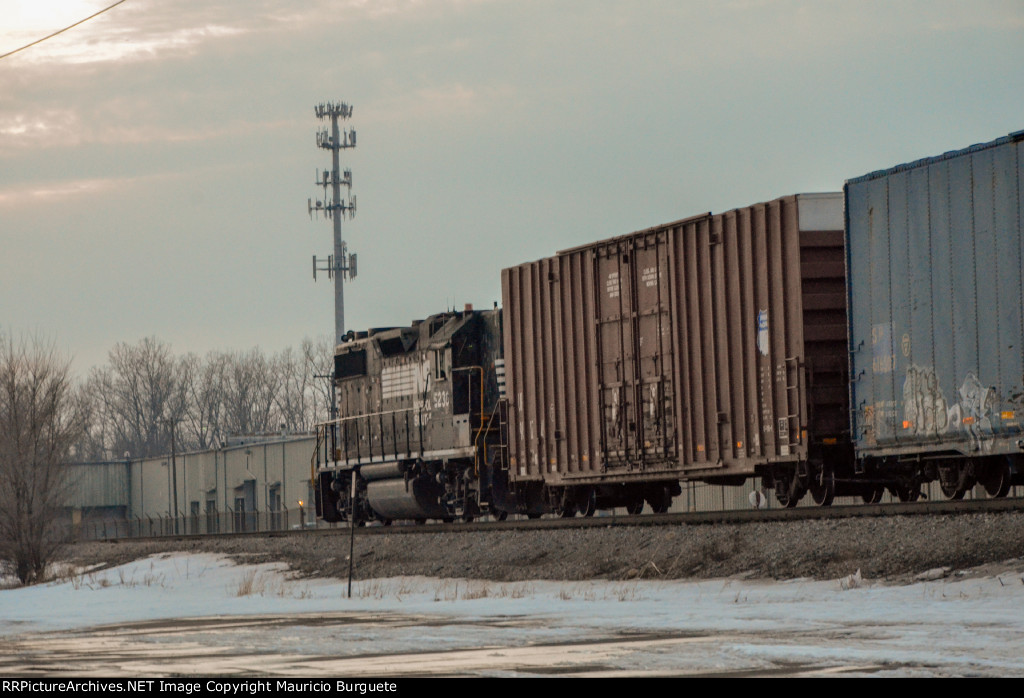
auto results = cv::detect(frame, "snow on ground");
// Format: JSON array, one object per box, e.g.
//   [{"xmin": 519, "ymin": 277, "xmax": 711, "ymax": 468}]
[{"xmin": 2, "ymin": 553, "xmax": 1024, "ymax": 677}]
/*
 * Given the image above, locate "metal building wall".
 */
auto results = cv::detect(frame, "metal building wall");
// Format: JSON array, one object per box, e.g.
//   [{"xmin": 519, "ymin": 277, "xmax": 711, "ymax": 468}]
[
  {"xmin": 124, "ymin": 435, "xmax": 316, "ymax": 525},
  {"xmin": 68, "ymin": 461, "xmax": 130, "ymax": 508}
]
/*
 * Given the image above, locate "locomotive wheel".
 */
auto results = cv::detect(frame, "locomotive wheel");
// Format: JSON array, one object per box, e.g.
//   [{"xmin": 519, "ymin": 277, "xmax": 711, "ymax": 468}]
[
  {"xmin": 493, "ymin": 510, "xmax": 508, "ymax": 522},
  {"xmin": 981, "ymin": 459, "xmax": 1012, "ymax": 498},
  {"xmin": 558, "ymin": 503, "xmax": 577, "ymax": 518},
  {"xmin": 809, "ymin": 467, "xmax": 835, "ymax": 507},
  {"xmin": 860, "ymin": 486, "xmax": 884, "ymax": 504},
  {"xmin": 626, "ymin": 497, "xmax": 645, "ymax": 516}
]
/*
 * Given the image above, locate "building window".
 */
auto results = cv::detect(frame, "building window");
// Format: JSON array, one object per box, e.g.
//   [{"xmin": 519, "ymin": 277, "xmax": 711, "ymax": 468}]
[
  {"xmin": 269, "ymin": 485, "xmax": 282, "ymax": 530},
  {"xmin": 206, "ymin": 498, "xmax": 218, "ymax": 534},
  {"xmin": 234, "ymin": 496, "xmax": 246, "ymax": 532}
]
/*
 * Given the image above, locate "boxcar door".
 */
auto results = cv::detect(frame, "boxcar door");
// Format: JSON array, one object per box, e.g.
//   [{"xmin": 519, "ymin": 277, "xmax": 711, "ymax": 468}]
[
  {"xmin": 595, "ymin": 242, "xmax": 636, "ymax": 467},
  {"xmin": 633, "ymin": 232, "xmax": 676, "ymax": 464}
]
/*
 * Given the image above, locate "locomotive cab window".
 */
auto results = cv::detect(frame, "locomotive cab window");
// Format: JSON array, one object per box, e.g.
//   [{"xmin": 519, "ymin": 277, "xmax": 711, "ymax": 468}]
[
  {"xmin": 433, "ymin": 349, "xmax": 448, "ymax": 381},
  {"xmin": 335, "ymin": 348, "xmax": 367, "ymax": 380}
]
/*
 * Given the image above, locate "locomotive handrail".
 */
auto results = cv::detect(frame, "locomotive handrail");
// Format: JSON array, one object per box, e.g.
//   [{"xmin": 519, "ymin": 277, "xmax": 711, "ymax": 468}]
[
  {"xmin": 453, "ymin": 365, "xmax": 489, "ymax": 476},
  {"xmin": 310, "ymin": 427, "xmax": 323, "ymax": 489},
  {"xmin": 473, "ymin": 406, "xmax": 502, "ymax": 476},
  {"xmin": 318, "ymin": 407, "xmax": 425, "ymax": 466},
  {"xmin": 318, "ymin": 407, "xmax": 417, "ymax": 426}
]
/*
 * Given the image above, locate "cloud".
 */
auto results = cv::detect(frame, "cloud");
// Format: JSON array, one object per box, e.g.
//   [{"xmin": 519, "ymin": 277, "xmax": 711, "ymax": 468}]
[
  {"xmin": 1, "ymin": 0, "xmax": 500, "ymax": 67},
  {"xmin": 373, "ymin": 82, "xmax": 517, "ymax": 125},
  {"xmin": 0, "ymin": 175, "xmax": 124, "ymax": 207},
  {"xmin": 0, "ymin": 163, "xmax": 238, "ymax": 208},
  {"xmin": 5, "ymin": 21, "xmax": 246, "ymax": 66},
  {"xmin": 0, "ymin": 101, "xmax": 297, "ymax": 156},
  {"xmin": 0, "ymin": 0, "xmax": 252, "ymax": 66}
]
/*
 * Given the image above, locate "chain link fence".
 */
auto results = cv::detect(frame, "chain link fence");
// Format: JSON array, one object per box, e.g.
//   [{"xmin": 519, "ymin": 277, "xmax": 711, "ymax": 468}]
[{"xmin": 75, "ymin": 505, "xmax": 320, "ymax": 541}]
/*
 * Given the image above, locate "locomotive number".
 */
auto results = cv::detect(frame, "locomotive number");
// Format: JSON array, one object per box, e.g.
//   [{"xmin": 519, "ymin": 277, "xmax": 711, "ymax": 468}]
[{"xmin": 433, "ymin": 390, "xmax": 450, "ymax": 410}]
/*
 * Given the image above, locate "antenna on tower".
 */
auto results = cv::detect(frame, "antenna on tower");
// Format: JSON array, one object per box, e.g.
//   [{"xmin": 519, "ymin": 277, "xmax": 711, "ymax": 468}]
[{"xmin": 308, "ymin": 101, "xmax": 358, "ymax": 346}]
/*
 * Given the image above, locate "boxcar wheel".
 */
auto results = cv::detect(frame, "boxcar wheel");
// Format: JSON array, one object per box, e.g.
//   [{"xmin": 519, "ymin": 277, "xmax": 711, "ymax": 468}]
[
  {"xmin": 645, "ymin": 486, "xmax": 672, "ymax": 514},
  {"xmin": 938, "ymin": 461, "xmax": 972, "ymax": 500},
  {"xmin": 773, "ymin": 471, "xmax": 804, "ymax": 509},
  {"xmin": 981, "ymin": 459, "xmax": 1012, "ymax": 498},
  {"xmin": 860, "ymin": 486, "xmax": 884, "ymax": 504},
  {"xmin": 893, "ymin": 484, "xmax": 921, "ymax": 503},
  {"xmin": 810, "ymin": 466, "xmax": 835, "ymax": 507},
  {"xmin": 576, "ymin": 489, "xmax": 597, "ymax": 518},
  {"xmin": 939, "ymin": 480, "xmax": 967, "ymax": 500},
  {"xmin": 626, "ymin": 498, "xmax": 645, "ymax": 516}
]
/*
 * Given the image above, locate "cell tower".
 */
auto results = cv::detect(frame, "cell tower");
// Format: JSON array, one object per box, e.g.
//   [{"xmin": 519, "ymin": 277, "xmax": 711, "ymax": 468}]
[{"xmin": 308, "ymin": 101, "xmax": 357, "ymax": 345}]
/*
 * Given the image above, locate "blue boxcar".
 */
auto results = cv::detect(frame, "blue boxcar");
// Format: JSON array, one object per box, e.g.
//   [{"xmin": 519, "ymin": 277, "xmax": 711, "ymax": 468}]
[{"xmin": 845, "ymin": 130, "xmax": 1024, "ymax": 499}]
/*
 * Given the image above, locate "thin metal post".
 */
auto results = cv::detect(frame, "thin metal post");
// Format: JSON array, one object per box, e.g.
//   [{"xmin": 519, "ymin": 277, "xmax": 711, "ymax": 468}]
[{"xmin": 348, "ymin": 469, "xmax": 356, "ymax": 599}]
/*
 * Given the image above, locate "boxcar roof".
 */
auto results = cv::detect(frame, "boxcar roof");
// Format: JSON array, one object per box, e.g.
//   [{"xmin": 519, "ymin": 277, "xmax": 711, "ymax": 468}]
[{"xmin": 847, "ymin": 129, "xmax": 1024, "ymax": 185}]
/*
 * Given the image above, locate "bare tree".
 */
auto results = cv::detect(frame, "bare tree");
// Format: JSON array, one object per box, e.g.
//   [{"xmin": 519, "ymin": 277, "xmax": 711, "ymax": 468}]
[
  {"xmin": 179, "ymin": 351, "xmax": 228, "ymax": 450},
  {"xmin": 274, "ymin": 344, "xmax": 315, "ymax": 433},
  {"xmin": 0, "ymin": 334, "xmax": 85, "ymax": 584},
  {"xmin": 81, "ymin": 336, "xmax": 334, "ymax": 456},
  {"xmin": 68, "ymin": 386, "xmax": 111, "ymax": 462},
  {"xmin": 221, "ymin": 348, "xmax": 281, "ymax": 436},
  {"xmin": 87, "ymin": 337, "xmax": 186, "ymax": 458},
  {"xmin": 304, "ymin": 335, "xmax": 336, "ymax": 426}
]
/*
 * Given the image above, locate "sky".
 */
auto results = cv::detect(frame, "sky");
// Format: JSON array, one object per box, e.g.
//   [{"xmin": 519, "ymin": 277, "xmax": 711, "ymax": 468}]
[{"xmin": 2, "ymin": 1, "xmax": 1024, "ymax": 376}]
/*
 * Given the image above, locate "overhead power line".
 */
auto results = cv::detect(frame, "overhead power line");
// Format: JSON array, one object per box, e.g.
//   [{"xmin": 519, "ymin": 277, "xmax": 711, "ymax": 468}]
[{"xmin": 0, "ymin": 0, "xmax": 129, "ymax": 62}]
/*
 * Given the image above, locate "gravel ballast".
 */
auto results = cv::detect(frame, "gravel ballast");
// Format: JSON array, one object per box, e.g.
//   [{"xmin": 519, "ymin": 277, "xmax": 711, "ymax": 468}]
[{"xmin": 63, "ymin": 510, "xmax": 1024, "ymax": 584}]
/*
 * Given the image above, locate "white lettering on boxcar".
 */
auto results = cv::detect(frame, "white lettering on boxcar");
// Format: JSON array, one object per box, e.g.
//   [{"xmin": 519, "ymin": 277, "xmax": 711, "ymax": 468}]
[
  {"xmin": 606, "ymin": 271, "xmax": 620, "ymax": 299},
  {"xmin": 641, "ymin": 266, "xmax": 658, "ymax": 288}
]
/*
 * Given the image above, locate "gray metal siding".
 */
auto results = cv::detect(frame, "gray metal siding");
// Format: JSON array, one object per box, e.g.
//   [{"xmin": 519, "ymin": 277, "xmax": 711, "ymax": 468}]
[
  {"xmin": 847, "ymin": 132, "xmax": 1024, "ymax": 456},
  {"xmin": 68, "ymin": 462, "xmax": 130, "ymax": 508}
]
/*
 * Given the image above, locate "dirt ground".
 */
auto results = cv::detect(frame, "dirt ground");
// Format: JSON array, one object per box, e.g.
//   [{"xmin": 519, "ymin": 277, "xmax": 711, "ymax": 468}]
[{"xmin": 63, "ymin": 510, "xmax": 1024, "ymax": 584}]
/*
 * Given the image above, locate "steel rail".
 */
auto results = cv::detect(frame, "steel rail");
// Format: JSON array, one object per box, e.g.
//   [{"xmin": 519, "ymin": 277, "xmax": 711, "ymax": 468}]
[{"xmin": 85, "ymin": 495, "xmax": 1024, "ymax": 543}]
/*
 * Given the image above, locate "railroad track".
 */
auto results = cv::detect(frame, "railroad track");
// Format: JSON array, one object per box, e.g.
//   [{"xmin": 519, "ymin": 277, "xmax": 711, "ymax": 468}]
[{"xmin": 94, "ymin": 495, "xmax": 1024, "ymax": 544}]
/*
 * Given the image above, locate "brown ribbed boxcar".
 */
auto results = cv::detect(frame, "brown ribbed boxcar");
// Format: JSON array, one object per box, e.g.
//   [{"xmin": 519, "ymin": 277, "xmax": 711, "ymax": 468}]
[{"xmin": 501, "ymin": 193, "xmax": 853, "ymax": 511}]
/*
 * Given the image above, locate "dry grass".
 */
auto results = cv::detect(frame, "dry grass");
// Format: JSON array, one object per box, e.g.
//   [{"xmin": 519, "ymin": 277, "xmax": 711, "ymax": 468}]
[
  {"xmin": 45, "ymin": 560, "xmax": 168, "ymax": 591},
  {"xmin": 233, "ymin": 569, "xmax": 311, "ymax": 598}
]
